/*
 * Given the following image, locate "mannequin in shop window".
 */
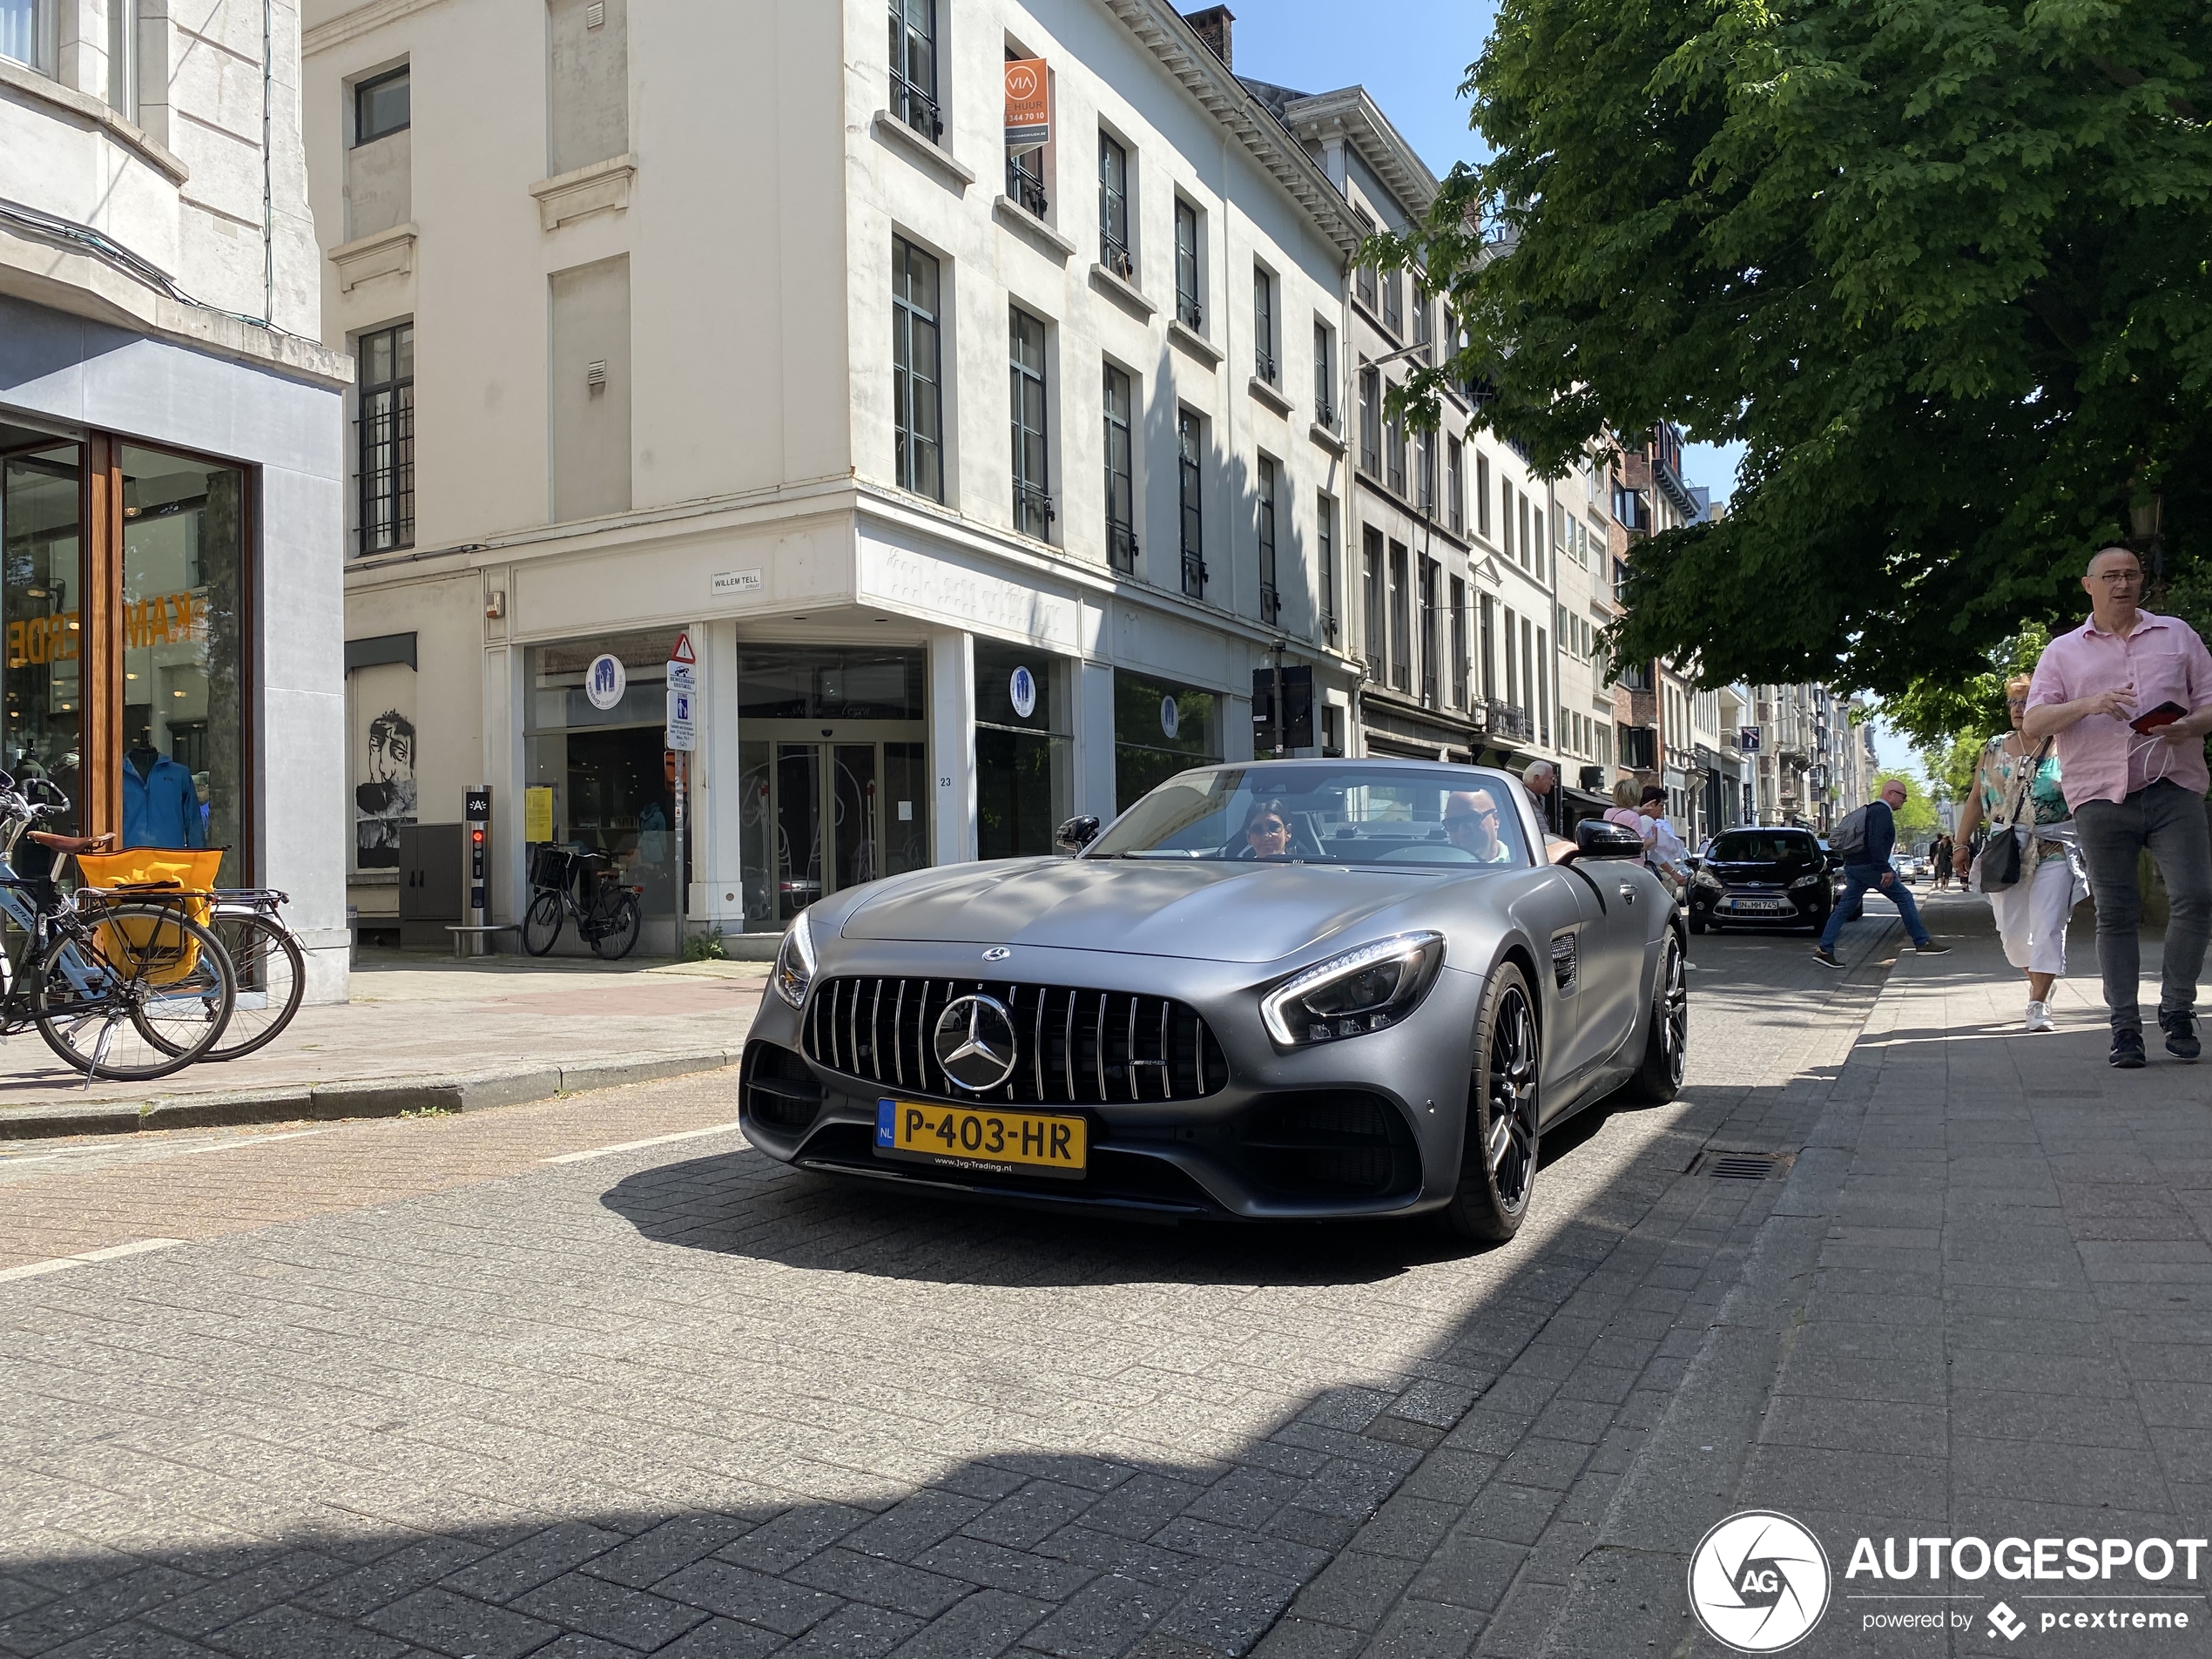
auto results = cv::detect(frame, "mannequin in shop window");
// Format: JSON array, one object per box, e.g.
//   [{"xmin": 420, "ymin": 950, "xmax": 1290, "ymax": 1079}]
[{"xmin": 122, "ymin": 737, "xmax": 206, "ymax": 849}]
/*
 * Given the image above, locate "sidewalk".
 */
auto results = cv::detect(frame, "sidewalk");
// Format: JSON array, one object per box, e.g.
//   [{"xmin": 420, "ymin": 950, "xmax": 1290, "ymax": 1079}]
[
  {"xmin": 0, "ymin": 948, "xmax": 767, "ymax": 1138},
  {"xmin": 1540, "ymin": 889, "xmax": 2212, "ymax": 1656}
]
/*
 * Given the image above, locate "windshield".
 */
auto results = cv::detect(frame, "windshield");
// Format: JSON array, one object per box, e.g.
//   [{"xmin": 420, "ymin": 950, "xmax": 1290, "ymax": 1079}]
[
  {"xmin": 1090, "ymin": 765, "xmax": 1533, "ymax": 869},
  {"xmin": 1708, "ymin": 832, "xmax": 1817, "ymax": 863}
]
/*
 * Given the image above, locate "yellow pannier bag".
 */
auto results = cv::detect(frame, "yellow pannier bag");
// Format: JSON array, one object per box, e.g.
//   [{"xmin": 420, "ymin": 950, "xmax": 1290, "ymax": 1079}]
[{"xmin": 73, "ymin": 847, "xmax": 224, "ymax": 986}]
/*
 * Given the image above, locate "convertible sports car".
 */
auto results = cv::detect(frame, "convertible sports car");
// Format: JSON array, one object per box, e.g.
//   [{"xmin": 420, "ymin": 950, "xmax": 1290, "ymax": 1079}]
[{"xmin": 739, "ymin": 759, "xmax": 1686, "ymax": 1242}]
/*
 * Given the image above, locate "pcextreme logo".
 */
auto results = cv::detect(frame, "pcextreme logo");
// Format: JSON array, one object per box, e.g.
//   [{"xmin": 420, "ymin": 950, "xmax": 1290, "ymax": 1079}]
[{"xmin": 1689, "ymin": 1511, "xmax": 1832, "ymax": 1652}]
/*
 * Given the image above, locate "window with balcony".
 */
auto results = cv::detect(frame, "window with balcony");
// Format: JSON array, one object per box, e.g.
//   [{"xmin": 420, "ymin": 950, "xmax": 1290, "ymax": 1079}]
[
  {"xmin": 1420, "ymin": 556, "xmax": 1440, "ymax": 707},
  {"xmin": 1447, "ymin": 438, "xmax": 1464, "ymax": 536},
  {"xmin": 891, "ymin": 237, "xmax": 944, "ymax": 502},
  {"xmin": 1389, "ymin": 541, "xmax": 1411, "ymax": 693},
  {"xmin": 1382, "ymin": 269, "xmax": 1402, "ymax": 337},
  {"xmin": 1257, "ymin": 455, "xmax": 1279, "ymax": 624},
  {"xmin": 356, "ymin": 321, "xmax": 415, "ymax": 555},
  {"xmin": 1009, "ymin": 307, "xmax": 1052, "ymax": 537},
  {"xmin": 1358, "ymin": 364, "xmax": 1380, "ymax": 475},
  {"xmin": 1097, "ymin": 131, "xmax": 1132, "ymax": 280},
  {"xmin": 1008, "ymin": 145, "xmax": 1048, "ymax": 219},
  {"xmin": 1103, "ymin": 362, "xmax": 1136, "ymax": 572},
  {"xmin": 1413, "ymin": 280, "xmax": 1432, "ymax": 363},
  {"xmin": 1451, "ymin": 575, "xmax": 1469, "ymax": 709},
  {"xmin": 1362, "ymin": 527, "xmax": 1384, "ymax": 680},
  {"xmin": 1386, "ymin": 406, "xmax": 1406, "ymax": 498},
  {"xmin": 1312, "ymin": 320, "xmax": 1336, "ymax": 428},
  {"xmin": 1177, "ymin": 409, "xmax": 1205, "ymax": 597},
  {"xmin": 1174, "ymin": 199, "xmax": 1202, "ymax": 330},
  {"xmin": 1252, "ymin": 266, "xmax": 1277, "ymax": 384},
  {"xmin": 1480, "ymin": 594, "xmax": 1496, "ymax": 703},
  {"xmin": 1317, "ymin": 492, "xmax": 1337, "ymax": 643},
  {"xmin": 888, "ymin": 0, "xmax": 941, "ymax": 138}
]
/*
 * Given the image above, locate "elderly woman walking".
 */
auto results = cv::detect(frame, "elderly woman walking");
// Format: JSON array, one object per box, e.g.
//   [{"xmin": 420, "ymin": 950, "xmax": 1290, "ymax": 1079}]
[{"xmin": 1953, "ymin": 673, "xmax": 2087, "ymax": 1032}]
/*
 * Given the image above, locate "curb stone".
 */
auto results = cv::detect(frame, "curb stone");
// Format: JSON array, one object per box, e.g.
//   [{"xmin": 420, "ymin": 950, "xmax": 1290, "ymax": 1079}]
[{"xmin": 0, "ymin": 1048, "xmax": 740, "ymax": 1141}]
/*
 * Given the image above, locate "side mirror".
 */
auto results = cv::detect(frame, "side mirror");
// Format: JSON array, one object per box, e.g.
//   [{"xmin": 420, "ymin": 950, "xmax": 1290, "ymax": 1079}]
[
  {"xmin": 1826, "ymin": 852, "xmax": 1844, "ymax": 873},
  {"xmin": 1055, "ymin": 815, "xmax": 1102, "ymax": 853},
  {"xmin": 1684, "ymin": 855, "xmax": 1703, "ymax": 873},
  {"xmin": 1575, "ymin": 819, "xmax": 1646, "ymax": 860}
]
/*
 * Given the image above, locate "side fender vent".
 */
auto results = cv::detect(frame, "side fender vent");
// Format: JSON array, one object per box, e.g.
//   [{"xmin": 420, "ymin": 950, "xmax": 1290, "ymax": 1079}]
[{"xmin": 1550, "ymin": 930, "xmax": 1578, "ymax": 992}]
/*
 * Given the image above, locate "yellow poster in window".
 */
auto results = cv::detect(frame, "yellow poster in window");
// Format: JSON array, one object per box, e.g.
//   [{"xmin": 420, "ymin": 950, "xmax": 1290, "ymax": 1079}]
[{"xmin": 524, "ymin": 786, "xmax": 555, "ymax": 842}]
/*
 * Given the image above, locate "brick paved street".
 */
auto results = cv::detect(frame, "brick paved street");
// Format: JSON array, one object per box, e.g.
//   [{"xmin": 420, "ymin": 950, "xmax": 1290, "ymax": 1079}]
[{"xmin": 6, "ymin": 900, "xmax": 2208, "ymax": 1657}]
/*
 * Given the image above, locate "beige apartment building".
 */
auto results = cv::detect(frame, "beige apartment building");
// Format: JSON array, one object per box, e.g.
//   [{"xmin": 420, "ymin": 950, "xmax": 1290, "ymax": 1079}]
[{"xmin": 304, "ymin": 0, "xmax": 1373, "ymax": 952}]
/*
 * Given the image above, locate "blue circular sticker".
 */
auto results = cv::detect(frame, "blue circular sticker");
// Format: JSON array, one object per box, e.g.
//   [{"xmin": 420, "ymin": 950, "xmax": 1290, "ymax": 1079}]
[
  {"xmin": 1009, "ymin": 666, "xmax": 1037, "ymax": 720},
  {"xmin": 584, "ymin": 653, "xmax": 626, "ymax": 711},
  {"xmin": 1160, "ymin": 695, "xmax": 1179, "ymax": 740}
]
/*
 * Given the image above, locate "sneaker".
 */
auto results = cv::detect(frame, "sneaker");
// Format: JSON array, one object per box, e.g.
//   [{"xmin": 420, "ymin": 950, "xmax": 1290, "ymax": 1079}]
[
  {"xmin": 2111, "ymin": 1028, "xmax": 2148, "ymax": 1069},
  {"xmin": 2161, "ymin": 1009, "xmax": 2201, "ymax": 1062},
  {"xmin": 1813, "ymin": 948, "xmax": 1844, "ymax": 970},
  {"xmin": 1912, "ymin": 941, "xmax": 1951, "ymax": 955},
  {"xmin": 2026, "ymin": 1001, "xmax": 2056, "ymax": 1034}
]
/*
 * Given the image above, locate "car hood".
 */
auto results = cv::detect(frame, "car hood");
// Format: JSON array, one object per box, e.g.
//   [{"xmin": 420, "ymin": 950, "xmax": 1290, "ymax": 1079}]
[{"xmin": 837, "ymin": 856, "xmax": 1453, "ymax": 963}]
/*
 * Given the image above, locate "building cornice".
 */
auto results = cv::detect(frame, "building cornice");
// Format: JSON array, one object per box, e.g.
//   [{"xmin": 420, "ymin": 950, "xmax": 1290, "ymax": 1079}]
[
  {"xmin": 1276, "ymin": 85, "xmax": 1440, "ymax": 217},
  {"xmin": 1096, "ymin": 0, "xmax": 1365, "ymax": 261},
  {"xmin": 303, "ymin": 0, "xmax": 451, "ymax": 56},
  {"xmin": 0, "ymin": 57, "xmax": 189, "ymax": 182}
]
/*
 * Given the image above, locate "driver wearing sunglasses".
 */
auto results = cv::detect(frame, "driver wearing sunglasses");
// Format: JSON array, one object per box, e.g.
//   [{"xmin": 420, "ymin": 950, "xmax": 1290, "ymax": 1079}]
[
  {"xmin": 1443, "ymin": 790, "xmax": 1514, "ymax": 863},
  {"xmin": 1242, "ymin": 799, "xmax": 1295, "ymax": 860}
]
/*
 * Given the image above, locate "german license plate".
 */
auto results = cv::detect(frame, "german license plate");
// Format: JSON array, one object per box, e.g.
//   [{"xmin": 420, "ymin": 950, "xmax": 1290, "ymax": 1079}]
[
  {"xmin": 875, "ymin": 1099, "xmax": 1087, "ymax": 1179},
  {"xmin": 1726, "ymin": 900, "xmax": 1785, "ymax": 914}
]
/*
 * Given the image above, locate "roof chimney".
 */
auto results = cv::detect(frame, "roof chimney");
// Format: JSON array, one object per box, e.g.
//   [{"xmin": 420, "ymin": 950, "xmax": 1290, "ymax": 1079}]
[{"xmin": 1184, "ymin": 5, "xmax": 1233, "ymax": 70}]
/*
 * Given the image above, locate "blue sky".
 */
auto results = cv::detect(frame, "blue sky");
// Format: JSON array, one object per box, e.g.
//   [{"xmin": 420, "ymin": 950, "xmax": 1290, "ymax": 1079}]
[{"xmin": 1230, "ymin": 0, "xmax": 1744, "ymax": 507}]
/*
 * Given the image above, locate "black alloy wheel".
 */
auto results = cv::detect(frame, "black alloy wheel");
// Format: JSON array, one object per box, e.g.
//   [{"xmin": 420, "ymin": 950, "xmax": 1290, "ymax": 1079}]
[
  {"xmin": 1440, "ymin": 961, "xmax": 1541, "ymax": 1244},
  {"xmin": 1622, "ymin": 931, "xmax": 1688, "ymax": 1103}
]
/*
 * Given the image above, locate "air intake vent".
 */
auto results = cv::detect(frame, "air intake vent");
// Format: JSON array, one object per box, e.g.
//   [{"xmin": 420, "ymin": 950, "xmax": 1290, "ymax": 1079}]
[{"xmin": 803, "ymin": 977, "xmax": 1226, "ymax": 1106}]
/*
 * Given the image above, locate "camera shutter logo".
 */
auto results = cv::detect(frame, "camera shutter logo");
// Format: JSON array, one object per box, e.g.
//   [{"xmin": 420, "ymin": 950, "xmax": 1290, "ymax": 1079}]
[{"xmin": 1687, "ymin": 1511, "xmax": 1831, "ymax": 1653}]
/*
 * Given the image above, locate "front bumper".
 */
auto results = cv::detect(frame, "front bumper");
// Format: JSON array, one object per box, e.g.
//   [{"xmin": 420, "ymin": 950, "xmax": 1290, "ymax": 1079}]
[
  {"xmin": 738, "ymin": 939, "xmax": 1488, "ymax": 1220},
  {"xmin": 1689, "ymin": 881, "xmax": 1828, "ymax": 924}
]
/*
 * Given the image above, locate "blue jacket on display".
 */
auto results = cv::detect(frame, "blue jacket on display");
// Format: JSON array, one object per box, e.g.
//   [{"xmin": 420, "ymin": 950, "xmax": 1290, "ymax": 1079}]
[{"xmin": 121, "ymin": 751, "xmax": 206, "ymax": 848}]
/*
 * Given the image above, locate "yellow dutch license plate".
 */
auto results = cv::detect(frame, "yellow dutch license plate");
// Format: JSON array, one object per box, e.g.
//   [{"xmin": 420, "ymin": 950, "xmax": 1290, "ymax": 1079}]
[{"xmin": 874, "ymin": 1098, "xmax": 1088, "ymax": 1180}]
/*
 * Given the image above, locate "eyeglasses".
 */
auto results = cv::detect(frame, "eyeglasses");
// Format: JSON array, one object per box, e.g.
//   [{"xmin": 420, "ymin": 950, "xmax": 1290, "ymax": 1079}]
[
  {"xmin": 1445, "ymin": 809, "xmax": 1498, "ymax": 827},
  {"xmin": 2092, "ymin": 571, "xmax": 2142, "ymax": 585},
  {"xmin": 1248, "ymin": 819, "xmax": 1285, "ymax": 836},
  {"xmin": 2006, "ymin": 698, "xmax": 2029, "ymax": 708}
]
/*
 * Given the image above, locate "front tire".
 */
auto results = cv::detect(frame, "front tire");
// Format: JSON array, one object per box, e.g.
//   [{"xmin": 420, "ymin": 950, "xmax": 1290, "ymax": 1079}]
[
  {"xmin": 1438, "ymin": 962, "xmax": 1541, "ymax": 1244},
  {"xmin": 590, "ymin": 892, "xmax": 641, "ymax": 961},
  {"xmin": 1620, "ymin": 931, "xmax": 1688, "ymax": 1104}
]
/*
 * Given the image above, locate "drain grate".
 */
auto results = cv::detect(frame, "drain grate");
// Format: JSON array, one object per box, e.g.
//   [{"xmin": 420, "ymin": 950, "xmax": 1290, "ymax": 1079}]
[{"xmin": 1688, "ymin": 1149, "xmax": 1797, "ymax": 1181}]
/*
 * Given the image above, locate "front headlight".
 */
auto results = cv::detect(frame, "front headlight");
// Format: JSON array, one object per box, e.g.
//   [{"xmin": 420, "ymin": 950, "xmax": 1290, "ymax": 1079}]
[
  {"xmin": 772, "ymin": 911, "xmax": 818, "ymax": 1008},
  {"xmin": 1789, "ymin": 873, "xmax": 1824, "ymax": 891},
  {"xmin": 1260, "ymin": 931, "xmax": 1445, "ymax": 1048},
  {"xmin": 1693, "ymin": 867, "xmax": 1722, "ymax": 889}
]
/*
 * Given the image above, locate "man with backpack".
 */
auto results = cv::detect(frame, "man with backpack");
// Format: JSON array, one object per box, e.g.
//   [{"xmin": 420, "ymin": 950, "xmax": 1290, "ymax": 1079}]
[{"xmin": 1815, "ymin": 779, "xmax": 1951, "ymax": 968}]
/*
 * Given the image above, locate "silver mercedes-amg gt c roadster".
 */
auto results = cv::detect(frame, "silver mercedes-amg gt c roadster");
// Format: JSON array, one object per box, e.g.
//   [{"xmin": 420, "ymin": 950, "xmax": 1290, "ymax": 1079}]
[{"xmin": 739, "ymin": 759, "xmax": 1687, "ymax": 1242}]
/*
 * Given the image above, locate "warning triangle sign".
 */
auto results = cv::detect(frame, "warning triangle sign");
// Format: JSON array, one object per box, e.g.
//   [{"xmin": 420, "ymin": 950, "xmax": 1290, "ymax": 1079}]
[{"xmin": 670, "ymin": 631, "xmax": 696, "ymax": 665}]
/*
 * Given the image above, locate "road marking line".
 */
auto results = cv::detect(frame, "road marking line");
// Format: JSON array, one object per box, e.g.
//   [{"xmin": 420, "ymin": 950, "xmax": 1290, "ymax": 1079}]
[
  {"xmin": 542, "ymin": 1123, "xmax": 745, "ymax": 1164},
  {"xmin": 0, "ymin": 1238, "xmax": 185, "ymax": 1284}
]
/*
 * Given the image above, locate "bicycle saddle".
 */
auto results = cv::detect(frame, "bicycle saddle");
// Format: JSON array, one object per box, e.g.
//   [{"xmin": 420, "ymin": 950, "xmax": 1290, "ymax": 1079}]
[{"xmin": 28, "ymin": 831, "xmax": 116, "ymax": 853}]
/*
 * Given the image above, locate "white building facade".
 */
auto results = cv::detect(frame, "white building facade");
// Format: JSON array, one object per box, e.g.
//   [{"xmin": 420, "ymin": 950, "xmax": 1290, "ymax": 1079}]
[
  {"xmin": 0, "ymin": 0, "xmax": 352, "ymax": 995},
  {"xmin": 305, "ymin": 0, "xmax": 1374, "ymax": 951}
]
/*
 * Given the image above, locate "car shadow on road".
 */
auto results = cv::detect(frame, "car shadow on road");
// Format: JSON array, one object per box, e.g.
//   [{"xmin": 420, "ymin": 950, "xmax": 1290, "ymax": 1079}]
[{"xmin": 597, "ymin": 1095, "xmax": 1624, "ymax": 1291}]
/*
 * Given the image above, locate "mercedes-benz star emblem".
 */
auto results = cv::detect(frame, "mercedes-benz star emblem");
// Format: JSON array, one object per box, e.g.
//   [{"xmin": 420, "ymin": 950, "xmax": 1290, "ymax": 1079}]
[
  {"xmin": 934, "ymin": 995, "xmax": 1020, "ymax": 1091},
  {"xmin": 981, "ymin": 947, "xmax": 1012, "ymax": 962}
]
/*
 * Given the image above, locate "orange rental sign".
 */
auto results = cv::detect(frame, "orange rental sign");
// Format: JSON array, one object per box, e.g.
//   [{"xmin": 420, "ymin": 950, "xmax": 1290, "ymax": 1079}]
[{"xmin": 1004, "ymin": 57, "xmax": 1049, "ymax": 152}]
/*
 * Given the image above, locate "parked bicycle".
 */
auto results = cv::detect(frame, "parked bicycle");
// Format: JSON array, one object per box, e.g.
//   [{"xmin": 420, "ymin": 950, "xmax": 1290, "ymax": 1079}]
[
  {"xmin": 200, "ymin": 890, "xmax": 307, "ymax": 1061},
  {"xmin": 0, "ymin": 772, "xmax": 235, "ymax": 1080},
  {"xmin": 523, "ymin": 844, "xmax": 643, "ymax": 960}
]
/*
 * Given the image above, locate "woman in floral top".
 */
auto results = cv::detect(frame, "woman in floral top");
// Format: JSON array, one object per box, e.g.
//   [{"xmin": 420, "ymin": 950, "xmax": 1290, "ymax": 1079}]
[{"xmin": 1952, "ymin": 673, "xmax": 2087, "ymax": 1032}]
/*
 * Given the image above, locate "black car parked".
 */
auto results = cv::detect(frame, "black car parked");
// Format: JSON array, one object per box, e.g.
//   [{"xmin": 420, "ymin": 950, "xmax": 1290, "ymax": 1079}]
[{"xmin": 1687, "ymin": 826, "xmax": 1841, "ymax": 934}]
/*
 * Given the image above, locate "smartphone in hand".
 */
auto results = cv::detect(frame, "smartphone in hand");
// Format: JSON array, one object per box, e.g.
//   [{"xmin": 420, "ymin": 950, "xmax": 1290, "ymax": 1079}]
[{"xmin": 2131, "ymin": 701, "xmax": 2188, "ymax": 735}]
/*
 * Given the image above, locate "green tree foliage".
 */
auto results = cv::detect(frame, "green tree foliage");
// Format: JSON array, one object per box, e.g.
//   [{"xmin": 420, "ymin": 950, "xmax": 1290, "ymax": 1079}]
[
  {"xmin": 1873, "ymin": 771, "xmax": 1940, "ymax": 844},
  {"xmin": 1880, "ymin": 627, "xmax": 2048, "ymax": 749},
  {"xmin": 1380, "ymin": 0, "xmax": 2212, "ymax": 697}
]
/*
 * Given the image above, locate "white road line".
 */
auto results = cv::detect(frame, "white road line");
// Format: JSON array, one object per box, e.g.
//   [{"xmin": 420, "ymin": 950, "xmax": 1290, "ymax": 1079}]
[
  {"xmin": 541, "ymin": 1123, "xmax": 745, "ymax": 1164},
  {"xmin": 0, "ymin": 1238, "xmax": 185, "ymax": 1284}
]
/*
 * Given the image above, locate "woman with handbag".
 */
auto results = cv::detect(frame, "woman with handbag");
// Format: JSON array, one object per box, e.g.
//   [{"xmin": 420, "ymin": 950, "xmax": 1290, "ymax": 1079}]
[{"xmin": 1953, "ymin": 673, "xmax": 2087, "ymax": 1032}]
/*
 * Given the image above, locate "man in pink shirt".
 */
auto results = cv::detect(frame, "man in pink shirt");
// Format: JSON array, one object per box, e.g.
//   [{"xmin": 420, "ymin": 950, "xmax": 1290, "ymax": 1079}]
[{"xmin": 2025, "ymin": 546, "xmax": 2212, "ymax": 1068}]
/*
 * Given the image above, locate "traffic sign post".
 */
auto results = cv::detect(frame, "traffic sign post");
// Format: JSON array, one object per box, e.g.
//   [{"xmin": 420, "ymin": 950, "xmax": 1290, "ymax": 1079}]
[{"xmin": 666, "ymin": 632, "xmax": 698, "ymax": 946}]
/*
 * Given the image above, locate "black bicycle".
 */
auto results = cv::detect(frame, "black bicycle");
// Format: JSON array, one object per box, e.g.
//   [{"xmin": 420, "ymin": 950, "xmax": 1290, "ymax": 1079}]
[{"xmin": 522, "ymin": 845, "xmax": 642, "ymax": 960}]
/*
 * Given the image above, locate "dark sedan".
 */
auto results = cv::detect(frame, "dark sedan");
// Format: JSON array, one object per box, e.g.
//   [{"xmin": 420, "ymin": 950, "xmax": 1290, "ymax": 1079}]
[{"xmin": 1686, "ymin": 826, "xmax": 1840, "ymax": 934}]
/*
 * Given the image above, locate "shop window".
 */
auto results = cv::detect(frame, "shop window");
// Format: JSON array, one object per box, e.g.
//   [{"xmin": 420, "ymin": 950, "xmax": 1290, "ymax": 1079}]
[
  {"xmin": 1, "ymin": 434, "xmax": 83, "ymax": 837},
  {"xmin": 118, "ymin": 447, "xmax": 248, "ymax": 882},
  {"xmin": 974, "ymin": 642, "xmax": 1069, "ymax": 860},
  {"xmin": 1113, "ymin": 671, "xmax": 1219, "ymax": 813}
]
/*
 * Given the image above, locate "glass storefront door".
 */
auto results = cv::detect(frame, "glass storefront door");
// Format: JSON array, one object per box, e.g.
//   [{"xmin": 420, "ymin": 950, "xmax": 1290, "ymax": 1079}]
[{"xmin": 740, "ymin": 732, "xmax": 927, "ymax": 925}]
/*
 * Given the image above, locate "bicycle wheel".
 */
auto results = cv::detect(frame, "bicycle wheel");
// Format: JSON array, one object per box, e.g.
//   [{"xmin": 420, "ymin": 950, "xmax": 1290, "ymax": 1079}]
[
  {"xmin": 200, "ymin": 911, "xmax": 306, "ymax": 1061},
  {"xmin": 590, "ymin": 892, "xmax": 641, "ymax": 961},
  {"xmin": 32, "ymin": 905, "xmax": 235, "ymax": 1082},
  {"xmin": 523, "ymin": 890, "xmax": 563, "ymax": 955}
]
